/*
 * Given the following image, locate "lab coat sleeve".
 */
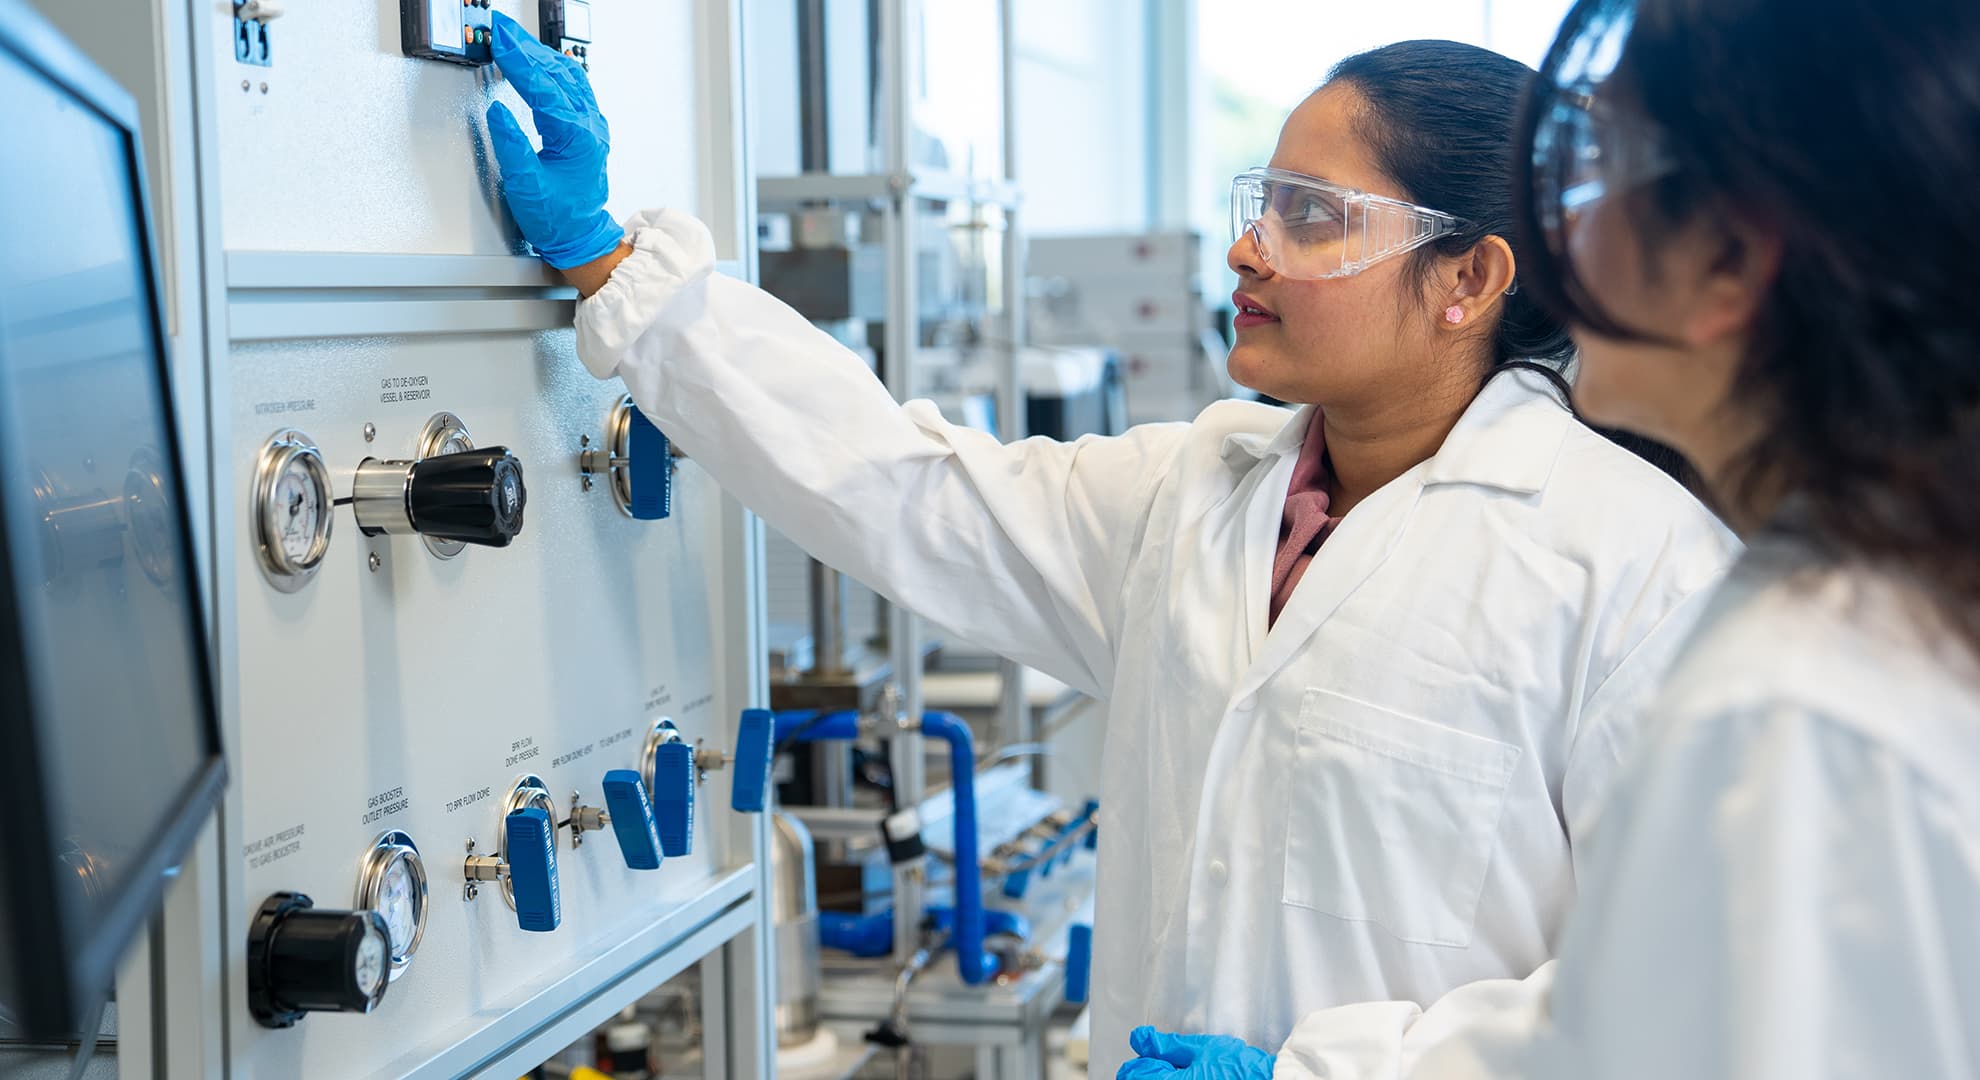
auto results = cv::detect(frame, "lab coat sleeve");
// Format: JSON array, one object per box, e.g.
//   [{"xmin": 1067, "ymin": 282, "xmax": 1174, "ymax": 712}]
[
  {"xmin": 573, "ymin": 209, "xmax": 1186, "ymax": 698},
  {"xmin": 1561, "ymin": 576, "xmax": 1724, "ymax": 867},
  {"xmin": 1270, "ymin": 965, "xmax": 1555, "ymax": 1080},
  {"xmin": 1282, "ymin": 703, "xmax": 1980, "ymax": 1080}
]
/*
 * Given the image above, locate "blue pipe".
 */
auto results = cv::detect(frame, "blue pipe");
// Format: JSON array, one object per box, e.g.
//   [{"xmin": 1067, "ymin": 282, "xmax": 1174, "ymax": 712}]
[
  {"xmin": 773, "ymin": 709, "xmax": 860, "ymax": 745},
  {"xmin": 819, "ymin": 908, "xmax": 895, "ymax": 957},
  {"xmin": 920, "ymin": 710, "xmax": 996, "ymax": 985}
]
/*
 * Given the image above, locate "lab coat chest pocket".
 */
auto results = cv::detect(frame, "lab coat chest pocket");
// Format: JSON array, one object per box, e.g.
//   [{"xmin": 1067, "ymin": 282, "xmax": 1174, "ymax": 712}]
[{"xmin": 1282, "ymin": 688, "xmax": 1521, "ymax": 948}]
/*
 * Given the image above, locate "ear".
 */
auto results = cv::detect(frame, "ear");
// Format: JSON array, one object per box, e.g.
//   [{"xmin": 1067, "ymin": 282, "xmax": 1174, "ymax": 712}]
[
  {"xmin": 1679, "ymin": 218, "xmax": 1783, "ymax": 346},
  {"xmin": 1441, "ymin": 235, "xmax": 1517, "ymax": 329}
]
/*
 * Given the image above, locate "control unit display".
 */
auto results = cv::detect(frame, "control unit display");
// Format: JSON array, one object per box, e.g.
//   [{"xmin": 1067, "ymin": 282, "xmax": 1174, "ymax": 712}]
[
  {"xmin": 400, "ymin": 0, "xmax": 493, "ymax": 65},
  {"xmin": 252, "ymin": 429, "xmax": 334, "ymax": 591}
]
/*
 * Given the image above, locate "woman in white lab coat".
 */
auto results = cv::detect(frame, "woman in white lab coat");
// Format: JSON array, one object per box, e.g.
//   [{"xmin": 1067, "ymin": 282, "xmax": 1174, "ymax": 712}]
[
  {"xmin": 479, "ymin": 17, "xmax": 1736, "ymax": 1078},
  {"xmin": 1125, "ymin": 1, "xmax": 1980, "ymax": 1078}
]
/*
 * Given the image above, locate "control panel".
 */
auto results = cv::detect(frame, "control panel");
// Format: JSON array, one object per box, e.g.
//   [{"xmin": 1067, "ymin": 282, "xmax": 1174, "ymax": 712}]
[
  {"xmin": 203, "ymin": 0, "xmax": 766, "ymax": 1073},
  {"xmin": 538, "ymin": 0, "xmax": 592, "ymax": 68},
  {"xmin": 400, "ymin": 0, "xmax": 493, "ymax": 65}
]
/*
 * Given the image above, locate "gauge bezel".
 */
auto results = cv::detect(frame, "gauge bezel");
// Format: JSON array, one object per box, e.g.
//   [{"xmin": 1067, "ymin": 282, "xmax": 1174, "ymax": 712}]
[
  {"xmin": 497, "ymin": 775, "xmax": 556, "ymax": 912},
  {"xmin": 124, "ymin": 447, "xmax": 175, "ymax": 586},
  {"xmin": 355, "ymin": 830, "xmax": 428, "ymax": 981},
  {"xmin": 639, "ymin": 717, "xmax": 683, "ymax": 802},
  {"xmin": 251, "ymin": 429, "xmax": 334, "ymax": 592},
  {"xmin": 414, "ymin": 412, "xmax": 473, "ymax": 560},
  {"xmin": 604, "ymin": 396, "xmax": 637, "ymax": 517}
]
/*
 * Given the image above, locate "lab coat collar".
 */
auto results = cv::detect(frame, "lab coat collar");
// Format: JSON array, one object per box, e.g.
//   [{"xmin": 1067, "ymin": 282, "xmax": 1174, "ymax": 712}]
[{"xmin": 1221, "ymin": 367, "xmax": 1571, "ymax": 494}]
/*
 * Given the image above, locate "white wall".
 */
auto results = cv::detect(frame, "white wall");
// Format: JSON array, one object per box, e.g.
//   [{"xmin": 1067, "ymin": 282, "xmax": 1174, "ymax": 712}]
[{"xmin": 1011, "ymin": 0, "xmax": 1152, "ymax": 235}]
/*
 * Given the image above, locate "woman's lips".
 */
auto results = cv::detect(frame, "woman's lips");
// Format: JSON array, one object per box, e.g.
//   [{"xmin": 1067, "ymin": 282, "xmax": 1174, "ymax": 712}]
[{"xmin": 1233, "ymin": 290, "xmax": 1279, "ymax": 329}]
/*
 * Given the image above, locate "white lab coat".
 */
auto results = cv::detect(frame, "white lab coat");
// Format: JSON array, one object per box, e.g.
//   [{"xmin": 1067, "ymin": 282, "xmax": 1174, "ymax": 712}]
[
  {"xmin": 575, "ymin": 210, "xmax": 1741, "ymax": 1078},
  {"xmin": 1271, "ymin": 536, "xmax": 1980, "ymax": 1080}
]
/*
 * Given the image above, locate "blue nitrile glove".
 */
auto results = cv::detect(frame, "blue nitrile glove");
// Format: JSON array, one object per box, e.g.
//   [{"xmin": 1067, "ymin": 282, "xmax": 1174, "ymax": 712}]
[
  {"xmin": 1119, "ymin": 1026, "xmax": 1277, "ymax": 1080},
  {"xmin": 484, "ymin": 10, "xmax": 623, "ymax": 269}
]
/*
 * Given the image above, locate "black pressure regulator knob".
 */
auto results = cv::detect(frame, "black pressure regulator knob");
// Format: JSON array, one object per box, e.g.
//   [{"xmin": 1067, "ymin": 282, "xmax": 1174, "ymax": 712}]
[
  {"xmin": 247, "ymin": 892, "xmax": 391, "ymax": 1028},
  {"xmin": 351, "ymin": 448, "xmax": 527, "ymax": 547}
]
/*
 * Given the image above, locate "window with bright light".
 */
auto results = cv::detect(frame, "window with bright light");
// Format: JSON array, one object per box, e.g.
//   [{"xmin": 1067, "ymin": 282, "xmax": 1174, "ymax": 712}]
[{"xmin": 1197, "ymin": 0, "xmax": 1577, "ymax": 296}]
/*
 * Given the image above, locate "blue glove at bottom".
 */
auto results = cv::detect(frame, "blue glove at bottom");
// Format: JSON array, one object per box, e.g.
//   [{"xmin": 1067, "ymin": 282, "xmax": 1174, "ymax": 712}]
[{"xmin": 1118, "ymin": 1026, "xmax": 1277, "ymax": 1080}]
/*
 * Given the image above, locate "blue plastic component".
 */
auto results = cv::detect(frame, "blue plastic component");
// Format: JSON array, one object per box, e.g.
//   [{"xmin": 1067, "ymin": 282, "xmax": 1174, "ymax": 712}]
[
  {"xmin": 601, "ymin": 769, "xmax": 662, "ymax": 870},
  {"xmin": 919, "ymin": 711, "xmax": 996, "ymax": 985},
  {"xmin": 1083, "ymin": 798, "xmax": 1101, "ymax": 850},
  {"xmin": 626, "ymin": 407, "xmax": 671, "ymax": 520},
  {"xmin": 1065, "ymin": 923, "xmax": 1094, "ymax": 1004},
  {"xmin": 772, "ymin": 709, "xmax": 860, "ymax": 745},
  {"xmin": 732, "ymin": 709, "xmax": 775, "ymax": 813},
  {"xmin": 505, "ymin": 806, "xmax": 561, "ymax": 933},
  {"xmin": 819, "ymin": 909, "xmax": 895, "ymax": 957},
  {"xmin": 929, "ymin": 905, "xmax": 1030, "ymax": 943},
  {"xmin": 1002, "ymin": 864, "xmax": 1034, "ymax": 899},
  {"xmin": 651, "ymin": 739, "xmax": 696, "ymax": 858}
]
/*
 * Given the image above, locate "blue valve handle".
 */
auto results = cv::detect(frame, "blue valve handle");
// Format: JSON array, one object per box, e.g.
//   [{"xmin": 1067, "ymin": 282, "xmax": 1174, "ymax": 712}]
[
  {"xmin": 1002, "ymin": 864, "xmax": 1034, "ymax": 899},
  {"xmin": 651, "ymin": 740, "xmax": 696, "ymax": 857},
  {"xmin": 601, "ymin": 769, "xmax": 662, "ymax": 870},
  {"xmin": 1083, "ymin": 798, "xmax": 1101, "ymax": 850},
  {"xmin": 626, "ymin": 407, "xmax": 671, "ymax": 521},
  {"xmin": 731, "ymin": 708, "xmax": 774, "ymax": 813},
  {"xmin": 1065, "ymin": 923, "xmax": 1093, "ymax": 1004},
  {"xmin": 505, "ymin": 806, "xmax": 561, "ymax": 933}
]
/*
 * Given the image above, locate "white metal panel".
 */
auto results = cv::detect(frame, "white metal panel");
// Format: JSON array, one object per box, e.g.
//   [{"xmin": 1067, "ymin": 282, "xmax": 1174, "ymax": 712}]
[{"xmin": 207, "ymin": 0, "xmax": 704, "ymax": 254}]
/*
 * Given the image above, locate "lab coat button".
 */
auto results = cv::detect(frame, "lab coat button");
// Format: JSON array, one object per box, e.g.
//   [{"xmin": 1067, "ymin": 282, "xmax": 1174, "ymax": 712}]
[{"xmin": 1208, "ymin": 858, "xmax": 1229, "ymax": 886}]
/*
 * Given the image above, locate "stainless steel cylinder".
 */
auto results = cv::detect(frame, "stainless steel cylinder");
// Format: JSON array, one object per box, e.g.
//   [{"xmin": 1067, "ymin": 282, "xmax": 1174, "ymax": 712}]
[
  {"xmin": 808, "ymin": 559, "xmax": 849, "ymax": 677},
  {"xmin": 771, "ymin": 812, "xmax": 821, "ymax": 1046},
  {"xmin": 350, "ymin": 458, "xmax": 414, "ymax": 536}
]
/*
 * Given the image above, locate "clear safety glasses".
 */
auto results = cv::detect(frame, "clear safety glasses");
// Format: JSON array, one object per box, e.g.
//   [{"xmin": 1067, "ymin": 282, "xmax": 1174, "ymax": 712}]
[
  {"xmin": 1529, "ymin": 1, "xmax": 1678, "ymax": 250},
  {"xmin": 1230, "ymin": 167, "xmax": 1464, "ymax": 280}
]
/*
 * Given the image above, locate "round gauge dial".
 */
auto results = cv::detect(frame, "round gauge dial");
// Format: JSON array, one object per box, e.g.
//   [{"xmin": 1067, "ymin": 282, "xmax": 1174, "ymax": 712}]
[
  {"xmin": 356, "ymin": 831, "xmax": 428, "ymax": 981},
  {"xmin": 414, "ymin": 412, "xmax": 474, "ymax": 560},
  {"xmin": 251, "ymin": 430, "xmax": 333, "ymax": 591},
  {"xmin": 353, "ymin": 926, "xmax": 387, "ymax": 999}
]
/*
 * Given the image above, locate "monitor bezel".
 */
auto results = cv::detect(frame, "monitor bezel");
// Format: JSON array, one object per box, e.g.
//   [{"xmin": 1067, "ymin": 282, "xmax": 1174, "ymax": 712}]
[{"xmin": 0, "ymin": 0, "xmax": 227, "ymax": 1041}]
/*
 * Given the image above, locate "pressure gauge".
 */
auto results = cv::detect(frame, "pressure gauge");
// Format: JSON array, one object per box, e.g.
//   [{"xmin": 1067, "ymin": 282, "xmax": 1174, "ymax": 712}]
[
  {"xmin": 252, "ymin": 429, "xmax": 333, "ymax": 591},
  {"xmin": 414, "ymin": 412, "xmax": 474, "ymax": 560},
  {"xmin": 355, "ymin": 831, "xmax": 428, "ymax": 981}
]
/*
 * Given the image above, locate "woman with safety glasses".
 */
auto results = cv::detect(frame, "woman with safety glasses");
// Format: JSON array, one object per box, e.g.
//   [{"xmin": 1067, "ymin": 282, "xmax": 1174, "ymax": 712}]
[
  {"xmin": 475, "ymin": 17, "xmax": 1736, "ymax": 1078},
  {"xmin": 1125, "ymin": 0, "xmax": 1980, "ymax": 1078}
]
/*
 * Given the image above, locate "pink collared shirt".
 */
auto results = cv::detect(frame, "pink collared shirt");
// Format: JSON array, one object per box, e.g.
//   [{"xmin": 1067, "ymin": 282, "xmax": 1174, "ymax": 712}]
[{"xmin": 1270, "ymin": 409, "xmax": 1342, "ymax": 627}]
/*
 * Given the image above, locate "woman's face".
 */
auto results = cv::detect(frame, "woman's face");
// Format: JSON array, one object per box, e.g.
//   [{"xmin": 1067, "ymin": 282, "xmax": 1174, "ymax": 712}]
[
  {"xmin": 1561, "ymin": 173, "xmax": 1772, "ymax": 476},
  {"xmin": 1226, "ymin": 84, "xmax": 1449, "ymax": 409}
]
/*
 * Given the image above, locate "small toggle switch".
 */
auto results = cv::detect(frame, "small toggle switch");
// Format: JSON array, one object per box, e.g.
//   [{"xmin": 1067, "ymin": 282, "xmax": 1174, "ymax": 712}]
[
  {"xmin": 566, "ymin": 770, "xmax": 663, "ymax": 870},
  {"xmin": 643, "ymin": 722, "xmax": 696, "ymax": 858},
  {"xmin": 462, "ymin": 776, "xmax": 561, "ymax": 932},
  {"xmin": 580, "ymin": 395, "xmax": 673, "ymax": 520}
]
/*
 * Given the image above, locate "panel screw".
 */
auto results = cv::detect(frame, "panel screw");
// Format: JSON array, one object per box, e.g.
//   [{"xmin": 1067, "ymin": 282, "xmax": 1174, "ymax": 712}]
[
  {"xmin": 368, "ymin": 552, "xmax": 382, "ymax": 573},
  {"xmin": 259, "ymin": 83, "xmax": 269, "ymax": 95},
  {"xmin": 363, "ymin": 422, "xmax": 376, "ymax": 442},
  {"xmin": 241, "ymin": 80, "xmax": 250, "ymax": 92}
]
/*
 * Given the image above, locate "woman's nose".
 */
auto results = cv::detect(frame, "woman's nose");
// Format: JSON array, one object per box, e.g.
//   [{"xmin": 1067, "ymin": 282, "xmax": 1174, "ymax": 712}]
[{"xmin": 1228, "ymin": 223, "xmax": 1273, "ymax": 279}]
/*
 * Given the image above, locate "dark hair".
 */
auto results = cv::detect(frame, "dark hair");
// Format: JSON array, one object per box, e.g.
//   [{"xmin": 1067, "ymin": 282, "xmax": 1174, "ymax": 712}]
[
  {"xmin": 1516, "ymin": 0, "xmax": 1980, "ymax": 651},
  {"xmin": 1330, "ymin": 40, "xmax": 1689, "ymax": 478}
]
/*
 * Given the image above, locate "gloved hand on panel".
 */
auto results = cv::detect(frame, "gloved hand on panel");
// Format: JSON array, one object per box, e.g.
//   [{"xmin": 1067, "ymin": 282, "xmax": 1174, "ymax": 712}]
[
  {"xmin": 1117, "ymin": 1026, "xmax": 1277, "ymax": 1080},
  {"xmin": 484, "ymin": 10, "xmax": 623, "ymax": 269}
]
